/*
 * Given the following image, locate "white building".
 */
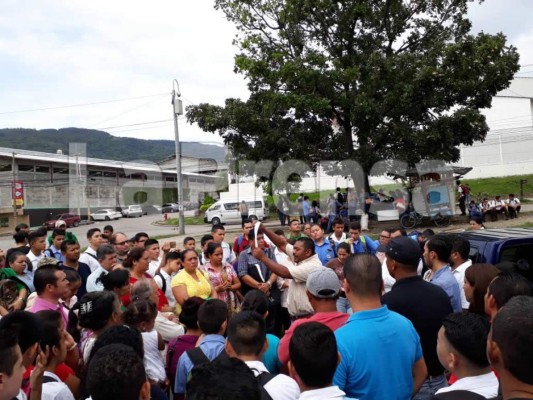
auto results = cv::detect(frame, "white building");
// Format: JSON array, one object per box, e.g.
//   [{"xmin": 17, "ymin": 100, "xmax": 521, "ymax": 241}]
[{"xmin": 461, "ymin": 77, "xmax": 533, "ymax": 178}]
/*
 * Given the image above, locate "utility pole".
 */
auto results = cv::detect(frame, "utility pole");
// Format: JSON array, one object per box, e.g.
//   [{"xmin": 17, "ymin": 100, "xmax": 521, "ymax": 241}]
[
  {"xmin": 11, "ymin": 152, "xmax": 17, "ymax": 228},
  {"xmin": 75, "ymin": 153, "xmax": 81, "ymax": 218},
  {"xmin": 172, "ymin": 79, "xmax": 185, "ymax": 234}
]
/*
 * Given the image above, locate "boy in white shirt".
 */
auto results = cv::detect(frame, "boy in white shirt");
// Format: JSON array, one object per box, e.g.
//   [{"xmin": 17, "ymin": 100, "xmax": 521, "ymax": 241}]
[
  {"xmin": 34, "ymin": 310, "xmax": 75, "ymax": 400},
  {"xmin": 288, "ymin": 322, "xmax": 355, "ymax": 400},
  {"xmin": 435, "ymin": 312, "xmax": 498, "ymax": 399}
]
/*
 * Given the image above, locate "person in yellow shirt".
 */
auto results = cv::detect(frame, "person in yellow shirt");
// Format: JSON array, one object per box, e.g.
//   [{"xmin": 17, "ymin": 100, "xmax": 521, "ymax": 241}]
[{"xmin": 171, "ymin": 249, "xmax": 217, "ymax": 313}]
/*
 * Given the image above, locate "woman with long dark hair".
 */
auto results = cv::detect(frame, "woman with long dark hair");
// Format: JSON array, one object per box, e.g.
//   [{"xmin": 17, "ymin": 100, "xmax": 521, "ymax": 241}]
[{"xmin": 464, "ymin": 263, "xmax": 500, "ymax": 316}]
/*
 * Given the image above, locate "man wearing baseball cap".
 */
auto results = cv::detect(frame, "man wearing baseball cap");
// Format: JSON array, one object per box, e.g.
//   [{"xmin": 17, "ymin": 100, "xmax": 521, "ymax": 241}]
[
  {"xmin": 382, "ymin": 236, "xmax": 453, "ymax": 399},
  {"xmin": 277, "ymin": 267, "xmax": 349, "ymax": 365}
]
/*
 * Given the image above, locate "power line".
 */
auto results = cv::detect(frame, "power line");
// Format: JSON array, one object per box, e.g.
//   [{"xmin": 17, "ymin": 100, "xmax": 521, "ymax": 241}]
[
  {"xmin": 98, "ymin": 119, "xmax": 173, "ymax": 130},
  {"xmin": 0, "ymin": 92, "xmax": 168, "ymax": 115}
]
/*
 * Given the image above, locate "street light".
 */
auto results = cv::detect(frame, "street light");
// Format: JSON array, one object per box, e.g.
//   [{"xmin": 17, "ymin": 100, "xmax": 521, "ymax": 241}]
[{"xmin": 172, "ymin": 79, "xmax": 185, "ymax": 234}]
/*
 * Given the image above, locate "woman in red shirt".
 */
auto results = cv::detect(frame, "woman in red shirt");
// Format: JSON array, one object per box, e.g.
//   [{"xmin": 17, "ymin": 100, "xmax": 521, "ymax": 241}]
[{"xmin": 122, "ymin": 247, "xmax": 171, "ymax": 312}]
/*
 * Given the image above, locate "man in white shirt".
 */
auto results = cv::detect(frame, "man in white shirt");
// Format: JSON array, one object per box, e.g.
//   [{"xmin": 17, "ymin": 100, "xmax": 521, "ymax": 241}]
[
  {"xmin": 435, "ymin": 313, "xmax": 498, "ymax": 399},
  {"xmin": 211, "ymin": 224, "xmax": 235, "ymax": 265},
  {"xmin": 449, "ymin": 237, "xmax": 472, "ymax": 311},
  {"xmin": 79, "ymin": 228, "xmax": 105, "ymax": 273},
  {"xmin": 153, "ymin": 251, "xmax": 180, "ymax": 309},
  {"xmin": 252, "ymin": 225, "xmax": 322, "ymax": 318},
  {"xmin": 86, "ymin": 245, "xmax": 118, "ymax": 292},
  {"xmin": 34, "ymin": 310, "xmax": 75, "ymax": 400},
  {"xmin": 288, "ymin": 322, "xmax": 354, "ymax": 400},
  {"xmin": 327, "ymin": 218, "xmax": 347, "ymax": 251},
  {"xmin": 226, "ymin": 310, "xmax": 300, "ymax": 400}
]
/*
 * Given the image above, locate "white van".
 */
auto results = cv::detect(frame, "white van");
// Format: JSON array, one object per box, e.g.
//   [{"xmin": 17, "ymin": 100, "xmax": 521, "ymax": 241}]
[{"xmin": 204, "ymin": 198, "xmax": 268, "ymax": 225}]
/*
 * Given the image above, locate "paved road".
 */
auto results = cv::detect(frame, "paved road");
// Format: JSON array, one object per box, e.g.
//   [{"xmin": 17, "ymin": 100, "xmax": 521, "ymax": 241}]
[{"xmin": 0, "ymin": 213, "xmax": 250, "ymax": 250}]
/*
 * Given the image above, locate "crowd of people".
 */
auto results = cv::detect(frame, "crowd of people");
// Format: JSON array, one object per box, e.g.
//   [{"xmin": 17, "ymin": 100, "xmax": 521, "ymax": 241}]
[
  {"xmin": 275, "ymin": 188, "xmax": 407, "ymax": 233},
  {"xmin": 0, "ymin": 218, "xmax": 532, "ymax": 400}
]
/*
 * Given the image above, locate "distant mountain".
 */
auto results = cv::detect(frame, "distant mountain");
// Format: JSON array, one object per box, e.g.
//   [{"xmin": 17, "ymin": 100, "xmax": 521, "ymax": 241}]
[{"xmin": 0, "ymin": 128, "xmax": 226, "ymax": 162}]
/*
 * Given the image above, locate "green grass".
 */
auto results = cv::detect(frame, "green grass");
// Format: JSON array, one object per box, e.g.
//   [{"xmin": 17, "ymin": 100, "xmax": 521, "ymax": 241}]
[
  {"xmin": 462, "ymin": 174, "xmax": 533, "ymax": 200},
  {"xmin": 517, "ymin": 222, "xmax": 533, "ymax": 228},
  {"xmin": 163, "ymin": 216, "xmax": 205, "ymax": 226},
  {"xmin": 266, "ymin": 174, "xmax": 533, "ymax": 207}
]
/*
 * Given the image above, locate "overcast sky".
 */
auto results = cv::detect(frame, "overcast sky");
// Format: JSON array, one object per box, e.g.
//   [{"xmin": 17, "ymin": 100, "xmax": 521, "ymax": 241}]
[{"xmin": 0, "ymin": 0, "xmax": 531, "ymax": 145}]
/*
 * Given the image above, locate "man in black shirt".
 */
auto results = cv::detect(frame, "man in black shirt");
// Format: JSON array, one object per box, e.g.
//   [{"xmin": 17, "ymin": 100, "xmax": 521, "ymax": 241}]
[{"xmin": 381, "ymin": 236, "xmax": 453, "ymax": 400}]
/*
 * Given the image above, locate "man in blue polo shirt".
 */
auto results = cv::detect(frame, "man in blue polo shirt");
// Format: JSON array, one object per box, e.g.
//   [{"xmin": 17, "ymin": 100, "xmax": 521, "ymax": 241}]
[
  {"xmin": 346, "ymin": 221, "xmax": 378, "ymax": 255},
  {"xmin": 334, "ymin": 253, "xmax": 427, "ymax": 400},
  {"xmin": 422, "ymin": 235, "xmax": 462, "ymax": 313},
  {"xmin": 310, "ymin": 224, "xmax": 335, "ymax": 265}
]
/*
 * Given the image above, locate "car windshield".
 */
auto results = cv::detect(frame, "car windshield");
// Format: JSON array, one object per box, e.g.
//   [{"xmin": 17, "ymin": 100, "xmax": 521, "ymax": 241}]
[{"xmin": 52, "ymin": 215, "xmax": 63, "ymax": 220}]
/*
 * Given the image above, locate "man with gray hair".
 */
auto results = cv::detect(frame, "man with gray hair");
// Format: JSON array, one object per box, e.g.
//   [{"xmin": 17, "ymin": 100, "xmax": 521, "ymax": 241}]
[
  {"xmin": 130, "ymin": 279, "xmax": 184, "ymax": 341},
  {"xmin": 86, "ymin": 245, "xmax": 117, "ymax": 292}
]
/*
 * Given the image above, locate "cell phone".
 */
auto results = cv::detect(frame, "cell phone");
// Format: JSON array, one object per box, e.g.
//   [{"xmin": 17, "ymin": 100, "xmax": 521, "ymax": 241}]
[{"xmin": 169, "ymin": 241, "xmax": 176, "ymax": 248}]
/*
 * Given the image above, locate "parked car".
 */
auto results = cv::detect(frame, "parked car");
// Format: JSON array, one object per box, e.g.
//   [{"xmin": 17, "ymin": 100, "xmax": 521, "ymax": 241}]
[
  {"xmin": 142, "ymin": 205, "xmax": 163, "ymax": 215},
  {"xmin": 204, "ymin": 198, "xmax": 268, "ymax": 225},
  {"xmin": 43, "ymin": 213, "xmax": 81, "ymax": 230},
  {"xmin": 460, "ymin": 228, "xmax": 533, "ymax": 269},
  {"xmin": 90, "ymin": 209, "xmax": 122, "ymax": 221},
  {"xmin": 162, "ymin": 203, "xmax": 180, "ymax": 213},
  {"xmin": 121, "ymin": 205, "xmax": 143, "ymax": 218}
]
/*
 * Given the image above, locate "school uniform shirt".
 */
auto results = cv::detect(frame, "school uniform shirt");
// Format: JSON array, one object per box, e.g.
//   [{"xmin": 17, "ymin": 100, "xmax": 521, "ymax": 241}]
[
  {"xmin": 328, "ymin": 232, "xmax": 347, "ymax": 250},
  {"xmin": 79, "ymin": 248, "xmax": 100, "ymax": 273},
  {"xmin": 147, "ymin": 257, "xmax": 162, "ymax": 277},
  {"xmin": 435, "ymin": 372, "xmax": 499, "ymax": 398},
  {"xmin": 451, "ymin": 260, "xmax": 472, "ymax": 310},
  {"xmin": 174, "ymin": 334, "xmax": 226, "ymax": 395},
  {"xmin": 221, "ymin": 241, "xmax": 236, "ymax": 265},
  {"xmin": 142, "ymin": 330, "xmax": 166, "ymax": 382},
  {"xmin": 27, "ymin": 250, "xmax": 44, "ymax": 271},
  {"xmin": 154, "ymin": 269, "xmax": 176, "ymax": 308},
  {"xmin": 314, "ymin": 240, "xmax": 335, "ymax": 266},
  {"xmin": 245, "ymin": 360, "xmax": 300, "ymax": 400},
  {"xmin": 298, "ymin": 386, "xmax": 356, "ymax": 400},
  {"xmin": 41, "ymin": 371, "xmax": 75, "ymax": 400}
]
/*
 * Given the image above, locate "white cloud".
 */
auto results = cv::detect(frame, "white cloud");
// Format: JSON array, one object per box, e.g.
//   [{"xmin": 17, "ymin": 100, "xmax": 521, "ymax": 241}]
[{"xmin": 0, "ymin": 0, "xmax": 531, "ymax": 144}]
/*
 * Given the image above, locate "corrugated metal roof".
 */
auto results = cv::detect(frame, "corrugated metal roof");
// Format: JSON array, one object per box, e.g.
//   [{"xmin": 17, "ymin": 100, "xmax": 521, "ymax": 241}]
[{"xmin": 0, "ymin": 146, "xmax": 219, "ymax": 178}]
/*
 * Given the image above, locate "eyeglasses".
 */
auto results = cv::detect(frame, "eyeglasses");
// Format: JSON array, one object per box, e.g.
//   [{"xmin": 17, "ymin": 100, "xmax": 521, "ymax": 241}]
[
  {"xmin": 114, "ymin": 241, "xmax": 128, "ymax": 246},
  {"xmin": 379, "ymin": 235, "xmax": 391, "ymax": 239}
]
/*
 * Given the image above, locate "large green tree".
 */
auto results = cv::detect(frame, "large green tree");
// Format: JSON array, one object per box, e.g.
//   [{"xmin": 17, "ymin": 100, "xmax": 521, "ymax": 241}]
[{"xmin": 188, "ymin": 0, "xmax": 519, "ymax": 191}]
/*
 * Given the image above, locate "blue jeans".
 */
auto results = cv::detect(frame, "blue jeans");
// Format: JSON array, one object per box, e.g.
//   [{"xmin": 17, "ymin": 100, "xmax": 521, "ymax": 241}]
[
  {"xmin": 413, "ymin": 374, "xmax": 448, "ymax": 400},
  {"xmin": 336, "ymin": 297, "xmax": 352, "ymax": 314},
  {"xmin": 326, "ymin": 214, "xmax": 336, "ymax": 233}
]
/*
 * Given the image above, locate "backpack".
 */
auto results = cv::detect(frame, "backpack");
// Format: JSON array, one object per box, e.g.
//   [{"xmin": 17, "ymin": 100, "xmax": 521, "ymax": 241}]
[
  {"xmin": 360, "ymin": 235, "xmax": 369, "ymax": 254},
  {"xmin": 155, "ymin": 271, "xmax": 167, "ymax": 294},
  {"xmin": 433, "ymin": 390, "xmax": 486, "ymax": 400},
  {"xmin": 187, "ymin": 347, "xmax": 274, "ymax": 400},
  {"xmin": 187, "ymin": 346, "xmax": 228, "ymax": 369},
  {"xmin": 253, "ymin": 370, "xmax": 275, "ymax": 400}
]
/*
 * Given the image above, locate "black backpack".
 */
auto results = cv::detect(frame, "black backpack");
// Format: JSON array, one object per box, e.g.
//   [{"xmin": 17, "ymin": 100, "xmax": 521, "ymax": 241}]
[{"xmin": 187, "ymin": 348, "xmax": 274, "ymax": 400}]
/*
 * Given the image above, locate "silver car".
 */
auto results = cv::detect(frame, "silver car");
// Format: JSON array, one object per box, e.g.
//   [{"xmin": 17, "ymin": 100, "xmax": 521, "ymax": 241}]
[
  {"xmin": 122, "ymin": 204, "xmax": 143, "ymax": 218},
  {"xmin": 90, "ymin": 209, "xmax": 122, "ymax": 221}
]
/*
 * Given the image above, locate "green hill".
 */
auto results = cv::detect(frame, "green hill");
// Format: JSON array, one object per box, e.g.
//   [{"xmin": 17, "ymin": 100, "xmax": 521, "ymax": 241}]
[{"xmin": 0, "ymin": 128, "xmax": 226, "ymax": 162}]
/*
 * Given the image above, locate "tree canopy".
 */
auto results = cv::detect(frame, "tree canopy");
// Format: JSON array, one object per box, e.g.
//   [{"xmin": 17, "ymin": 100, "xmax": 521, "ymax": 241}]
[{"xmin": 187, "ymin": 0, "xmax": 519, "ymax": 191}]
